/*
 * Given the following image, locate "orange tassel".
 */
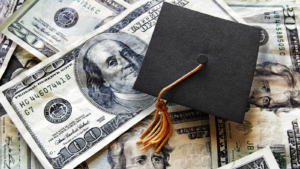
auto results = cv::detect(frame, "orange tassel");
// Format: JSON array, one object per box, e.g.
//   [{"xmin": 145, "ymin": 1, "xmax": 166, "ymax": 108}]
[{"xmin": 137, "ymin": 64, "xmax": 204, "ymax": 152}]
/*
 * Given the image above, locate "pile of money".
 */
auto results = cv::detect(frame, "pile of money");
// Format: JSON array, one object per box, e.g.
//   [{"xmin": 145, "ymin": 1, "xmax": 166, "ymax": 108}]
[{"xmin": 0, "ymin": 0, "xmax": 298, "ymax": 168}]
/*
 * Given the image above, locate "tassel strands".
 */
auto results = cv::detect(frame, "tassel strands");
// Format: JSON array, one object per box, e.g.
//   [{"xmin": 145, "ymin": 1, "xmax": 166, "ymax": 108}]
[{"xmin": 137, "ymin": 63, "xmax": 204, "ymax": 152}]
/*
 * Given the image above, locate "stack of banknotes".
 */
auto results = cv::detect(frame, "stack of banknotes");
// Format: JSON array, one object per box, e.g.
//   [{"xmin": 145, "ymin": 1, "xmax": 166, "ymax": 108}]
[{"xmin": 0, "ymin": 0, "xmax": 298, "ymax": 168}]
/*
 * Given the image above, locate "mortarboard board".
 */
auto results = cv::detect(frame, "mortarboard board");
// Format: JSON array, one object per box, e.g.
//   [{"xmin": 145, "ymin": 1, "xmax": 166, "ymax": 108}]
[{"xmin": 133, "ymin": 2, "xmax": 261, "ymax": 124}]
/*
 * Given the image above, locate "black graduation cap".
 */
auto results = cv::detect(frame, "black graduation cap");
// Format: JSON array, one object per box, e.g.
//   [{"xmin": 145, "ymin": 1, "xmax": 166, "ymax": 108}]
[{"xmin": 133, "ymin": 2, "xmax": 261, "ymax": 123}]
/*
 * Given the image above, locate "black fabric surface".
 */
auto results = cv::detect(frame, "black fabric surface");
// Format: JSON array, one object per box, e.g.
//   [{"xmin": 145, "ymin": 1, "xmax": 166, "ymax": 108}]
[{"xmin": 133, "ymin": 2, "xmax": 261, "ymax": 123}]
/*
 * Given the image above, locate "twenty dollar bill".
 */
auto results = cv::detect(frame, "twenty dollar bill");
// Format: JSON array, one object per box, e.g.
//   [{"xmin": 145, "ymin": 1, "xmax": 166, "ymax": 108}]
[
  {"xmin": 210, "ymin": 108, "xmax": 300, "ymax": 169},
  {"xmin": 83, "ymin": 106, "xmax": 211, "ymax": 169},
  {"xmin": 218, "ymin": 147, "xmax": 279, "ymax": 169}
]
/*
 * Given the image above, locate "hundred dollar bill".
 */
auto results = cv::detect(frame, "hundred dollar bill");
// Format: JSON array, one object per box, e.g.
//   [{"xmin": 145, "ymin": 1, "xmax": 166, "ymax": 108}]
[
  {"xmin": 210, "ymin": 108, "xmax": 300, "ymax": 169},
  {"xmin": 0, "ymin": 0, "xmax": 245, "ymax": 168},
  {"xmin": 0, "ymin": 104, "xmax": 88, "ymax": 169},
  {"xmin": 0, "ymin": 0, "xmax": 129, "ymax": 60},
  {"xmin": 1, "ymin": 106, "xmax": 90, "ymax": 169},
  {"xmin": 0, "ymin": 0, "xmax": 26, "ymax": 79},
  {"xmin": 0, "ymin": 45, "xmax": 41, "ymax": 86},
  {"xmin": 80, "ymin": 106, "xmax": 211, "ymax": 169},
  {"xmin": 218, "ymin": 147, "xmax": 280, "ymax": 169}
]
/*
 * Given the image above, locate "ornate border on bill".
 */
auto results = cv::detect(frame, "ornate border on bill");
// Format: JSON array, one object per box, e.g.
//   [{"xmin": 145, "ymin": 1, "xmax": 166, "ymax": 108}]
[
  {"xmin": 0, "ymin": 0, "xmax": 246, "ymax": 168},
  {"xmin": 227, "ymin": 3, "xmax": 300, "ymax": 73},
  {"xmin": 218, "ymin": 147, "xmax": 280, "ymax": 169},
  {"xmin": 0, "ymin": 0, "xmax": 129, "ymax": 60}
]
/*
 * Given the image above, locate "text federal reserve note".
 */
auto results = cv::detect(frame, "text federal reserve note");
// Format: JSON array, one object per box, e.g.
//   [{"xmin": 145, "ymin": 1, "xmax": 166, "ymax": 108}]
[
  {"xmin": 218, "ymin": 147, "xmax": 280, "ymax": 169},
  {"xmin": 0, "ymin": 0, "xmax": 26, "ymax": 79},
  {"xmin": 0, "ymin": 0, "xmax": 245, "ymax": 168},
  {"xmin": 0, "ymin": 0, "xmax": 128, "ymax": 60}
]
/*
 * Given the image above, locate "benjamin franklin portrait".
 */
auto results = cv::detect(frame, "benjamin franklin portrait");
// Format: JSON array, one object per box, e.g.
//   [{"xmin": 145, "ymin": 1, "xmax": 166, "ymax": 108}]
[{"xmin": 75, "ymin": 33, "xmax": 156, "ymax": 114}]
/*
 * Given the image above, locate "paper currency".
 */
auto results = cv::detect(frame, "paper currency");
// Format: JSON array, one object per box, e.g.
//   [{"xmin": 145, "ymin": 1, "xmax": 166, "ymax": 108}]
[
  {"xmin": 210, "ymin": 3, "xmax": 300, "ymax": 168},
  {"xmin": 20, "ymin": 135, "xmax": 45, "ymax": 169},
  {"xmin": 81, "ymin": 106, "xmax": 211, "ymax": 169},
  {"xmin": 0, "ymin": 0, "xmax": 129, "ymax": 60},
  {"xmin": 218, "ymin": 147, "xmax": 280, "ymax": 169},
  {"xmin": 210, "ymin": 108, "xmax": 300, "ymax": 169},
  {"xmin": 0, "ymin": 104, "xmax": 96, "ymax": 169},
  {"xmin": 0, "ymin": 0, "xmax": 246, "ymax": 168},
  {"xmin": 0, "ymin": 45, "xmax": 41, "ymax": 86},
  {"xmin": 123, "ymin": 0, "xmax": 141, "ymax": 5},
  {"xmin": 0, "ymin": 0, "xmax": 26, "ymax": 79},
  {"xmin": 0, "ymin": 108, "xmax": 44, "ymax": 169},
  {"xmin": 0, "ymin": 113, "xmax": 21, "ymax": 169},
  {"xmin": 224, "ymin": 0, "xmax": 296, "ymax": 3},
  {"xmin": 1, "ymin": 106, "xmax": 210, "ymax": 169},
  {"xmin": 285, "ymin": 117, "xmax": 300, "ymax": 169},
  {"xmin": 12, "ymin": 45, "xmax": 40, "ymax": 70},
  {"xmin": 223, "ymin": 2, "xmax": 300, "ymax": 112}
]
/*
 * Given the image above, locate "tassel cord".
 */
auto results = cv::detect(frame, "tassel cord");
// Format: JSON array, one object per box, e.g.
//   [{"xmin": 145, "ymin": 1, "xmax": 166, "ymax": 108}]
[{"xmin": 138, "ymin": 63, "xmax": 204, "ymax": 152}]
